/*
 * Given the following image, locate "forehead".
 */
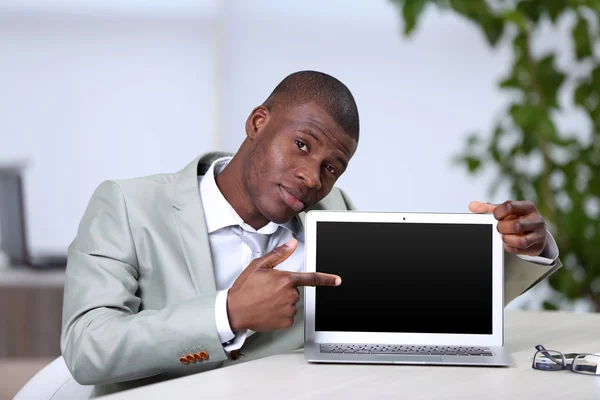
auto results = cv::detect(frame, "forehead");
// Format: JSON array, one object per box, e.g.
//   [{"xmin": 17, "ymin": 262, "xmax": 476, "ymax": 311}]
[{"xmin": 274, "ymin": 102, "xmax": 358, "ymax": 156}]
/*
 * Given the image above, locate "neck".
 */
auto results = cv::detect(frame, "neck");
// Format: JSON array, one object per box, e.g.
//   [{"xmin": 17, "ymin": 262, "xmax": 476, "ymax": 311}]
[{"xmin": 215, "ymin": 153, "xmax": 270, "ymax": 230}]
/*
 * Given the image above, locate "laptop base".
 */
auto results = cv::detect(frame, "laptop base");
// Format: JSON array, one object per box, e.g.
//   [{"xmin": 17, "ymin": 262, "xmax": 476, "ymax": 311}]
[{"xmin": 304, "ymin": 343, "xmax": 513, "ymax": 367}]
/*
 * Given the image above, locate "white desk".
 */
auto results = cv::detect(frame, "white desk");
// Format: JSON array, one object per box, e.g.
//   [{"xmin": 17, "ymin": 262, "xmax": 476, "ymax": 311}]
[{"xmin": 100, "ymin": 310, "xmax": 600, "ymax": 399}]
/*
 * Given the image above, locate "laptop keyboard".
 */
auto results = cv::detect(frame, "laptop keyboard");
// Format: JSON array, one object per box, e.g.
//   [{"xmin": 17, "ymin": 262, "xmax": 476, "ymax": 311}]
[{"xmin": 319, "ymin": 344, "xmax": 493, "ymax": 356}]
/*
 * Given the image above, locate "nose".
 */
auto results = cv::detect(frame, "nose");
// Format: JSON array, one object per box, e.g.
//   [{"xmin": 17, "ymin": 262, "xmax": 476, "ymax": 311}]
[{"xmin": 295, "ymin": 165, "xmax": 322, "ymax": 191}]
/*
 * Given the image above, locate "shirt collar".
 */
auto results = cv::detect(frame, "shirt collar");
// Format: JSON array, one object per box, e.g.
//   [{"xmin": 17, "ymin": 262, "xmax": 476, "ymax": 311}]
[{"xmin": 199, "ymin": 156, "xmax": 300, "ymax": 236}]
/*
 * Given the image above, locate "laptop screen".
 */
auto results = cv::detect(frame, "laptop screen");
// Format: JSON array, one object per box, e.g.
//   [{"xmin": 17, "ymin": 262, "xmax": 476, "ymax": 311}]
[{"xmin": 314, "ymin": 221, "xmax": 493, "ymax": 335}]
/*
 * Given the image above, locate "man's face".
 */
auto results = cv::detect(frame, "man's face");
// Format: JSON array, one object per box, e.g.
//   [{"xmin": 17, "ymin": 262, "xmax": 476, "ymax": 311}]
[{"xmin": 244, "ymin": 102, "xmax": 358, "ymax": 224}]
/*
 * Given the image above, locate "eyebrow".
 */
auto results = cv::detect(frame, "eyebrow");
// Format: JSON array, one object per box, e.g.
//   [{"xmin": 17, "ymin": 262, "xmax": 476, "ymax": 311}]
[
  {"xmin": 300, "ymin": 128, "xmax": 323, "ymax": 145},
  {"xmin": 299, "ymin": 128, "xmax": 348, "ymax": 171}
]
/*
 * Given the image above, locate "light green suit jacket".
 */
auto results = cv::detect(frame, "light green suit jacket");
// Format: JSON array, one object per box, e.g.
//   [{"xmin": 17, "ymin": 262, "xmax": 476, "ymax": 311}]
[{"xmin": 61, "ymin": 152, "xmax": 562, "ymax": 397}]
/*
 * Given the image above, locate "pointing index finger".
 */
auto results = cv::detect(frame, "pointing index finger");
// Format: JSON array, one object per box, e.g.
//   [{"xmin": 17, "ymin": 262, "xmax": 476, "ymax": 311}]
[
  {"xmin": 289, "ymin": 272, "xmax": 342, "ymax": 287},
  {"xmin": 468, "ymin": 201, "xmax": 497, "ymax": 214}
]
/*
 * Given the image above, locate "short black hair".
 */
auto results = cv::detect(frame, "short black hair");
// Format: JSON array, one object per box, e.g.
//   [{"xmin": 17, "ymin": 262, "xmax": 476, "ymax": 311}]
[{"xmin": 263, "ymin": 70, "xmax": 359, "ymax": 141}]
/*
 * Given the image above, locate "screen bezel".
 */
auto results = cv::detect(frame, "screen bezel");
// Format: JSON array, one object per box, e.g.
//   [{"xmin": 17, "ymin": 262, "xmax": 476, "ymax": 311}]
[{"xmin": 303, "ymin": 210, "xmax": 504, "ymax": 346}]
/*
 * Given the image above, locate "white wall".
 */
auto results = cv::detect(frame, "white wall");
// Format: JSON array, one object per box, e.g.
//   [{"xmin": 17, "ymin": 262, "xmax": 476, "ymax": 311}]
[{"xmin": 0, "ymin": 8, "xmax": 217, "ymax": 252}]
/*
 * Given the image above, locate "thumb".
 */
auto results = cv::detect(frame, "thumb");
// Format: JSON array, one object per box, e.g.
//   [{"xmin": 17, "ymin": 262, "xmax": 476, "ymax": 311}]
[
  {"xmin": 253, "ymin": 238, "xmax": 298, "ymax": 271},
  {"xmin": 233, "ymin": 238, "xmax": 298, "ymax": 287},
  {"xmin": 468, "ymin": 200, "xmax": 497, "ymax": 214}
]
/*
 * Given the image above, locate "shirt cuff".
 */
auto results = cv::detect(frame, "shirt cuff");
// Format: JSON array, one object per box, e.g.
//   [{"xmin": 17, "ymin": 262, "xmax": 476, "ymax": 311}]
[
  {"xmin": 516, "ymin": 229, "xmax": 559, "ymax": 266},
  {"xmin": 215, "ymin": 289, "xmax": 248, "ymax": 351}
]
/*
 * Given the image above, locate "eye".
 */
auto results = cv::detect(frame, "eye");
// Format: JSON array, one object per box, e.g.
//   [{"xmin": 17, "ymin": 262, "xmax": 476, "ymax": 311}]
[
  {"xmin": 326, "ymin": 165, "xmax": 337, "ymax": 175},
  {"xmin": 295, "ymin": 140, "xmax": 308, "ymax": 153}
]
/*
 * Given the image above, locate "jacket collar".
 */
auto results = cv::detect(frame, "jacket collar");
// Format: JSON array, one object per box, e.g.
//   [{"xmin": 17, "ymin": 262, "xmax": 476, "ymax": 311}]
[{"xmin": 172, "ymin": 152, "xmax": 233, "ymax": 211}]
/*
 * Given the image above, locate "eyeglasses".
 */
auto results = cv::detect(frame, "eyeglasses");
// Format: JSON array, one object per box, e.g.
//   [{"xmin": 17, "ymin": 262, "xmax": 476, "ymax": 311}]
[{"xmin": 532, "ymin": 344, "xmax": 599, "ymax": 375}]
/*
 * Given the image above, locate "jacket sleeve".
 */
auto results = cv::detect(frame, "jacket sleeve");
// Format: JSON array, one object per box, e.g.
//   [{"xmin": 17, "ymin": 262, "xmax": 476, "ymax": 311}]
[
  {"xmin": 503, "ymin": 252, "xmax": 562, "ymax": 306},
  {"xmin": 336, "ymin": 186, "xmax": 563, "ymax": 307},
  {"xmin": 61, "ymin": 181, "xmax": 227, "ymax": 385}
]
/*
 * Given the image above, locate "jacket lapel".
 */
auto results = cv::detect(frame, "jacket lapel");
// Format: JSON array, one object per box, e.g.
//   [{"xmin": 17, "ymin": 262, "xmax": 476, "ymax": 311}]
[{"xmin": 171, "ymin": 153, "xmax": 232, "ymax": 295}]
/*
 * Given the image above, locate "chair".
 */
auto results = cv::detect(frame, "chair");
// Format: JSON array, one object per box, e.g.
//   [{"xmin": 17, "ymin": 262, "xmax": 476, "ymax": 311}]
[{"xmin": 13, "ymin": 356, "xmax": 93, "ymax": 400}]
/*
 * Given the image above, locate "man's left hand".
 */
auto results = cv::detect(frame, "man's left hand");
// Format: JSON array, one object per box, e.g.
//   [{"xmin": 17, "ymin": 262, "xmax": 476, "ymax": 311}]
[{"xmin": 469, "ymin": 200, "xmax": 547, "ymax": 256}]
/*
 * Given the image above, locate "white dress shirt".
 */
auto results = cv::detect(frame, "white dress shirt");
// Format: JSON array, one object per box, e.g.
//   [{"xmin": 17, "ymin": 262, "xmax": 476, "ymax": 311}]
[
  {"xmin": 199, "ymin": 157, "xmax": 304, "ymax": 351},
  {"xmin": 198, "ymin": 156, "xmax": 559, "ymax": 352}
]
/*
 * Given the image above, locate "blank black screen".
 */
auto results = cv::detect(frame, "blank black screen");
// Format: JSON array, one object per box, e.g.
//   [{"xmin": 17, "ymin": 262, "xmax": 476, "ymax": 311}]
[{"xmin": 314, "ymin": 221, "xmax": 493, "ymax": 334}]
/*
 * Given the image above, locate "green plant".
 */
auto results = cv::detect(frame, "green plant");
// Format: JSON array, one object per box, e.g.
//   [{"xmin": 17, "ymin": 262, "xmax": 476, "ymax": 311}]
[{"xmin": 390, "ymin": 0, "xmax": 600, "ymax": 311}]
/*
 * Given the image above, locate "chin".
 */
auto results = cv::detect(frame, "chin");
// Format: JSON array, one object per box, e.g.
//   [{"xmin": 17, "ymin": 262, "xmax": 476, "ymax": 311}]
[
  {"xmin": 259, "ymin": 199, "xmax": 297, "ymax": 224},
  {"xmin": 264, "ymin": 210, "xmax": 296, "ymax": 225}
]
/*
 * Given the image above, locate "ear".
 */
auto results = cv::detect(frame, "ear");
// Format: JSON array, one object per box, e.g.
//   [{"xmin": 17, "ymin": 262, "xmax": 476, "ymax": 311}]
[{"xmin": 245, "ymin": 105, "xmax": 269, "ymax": 139}]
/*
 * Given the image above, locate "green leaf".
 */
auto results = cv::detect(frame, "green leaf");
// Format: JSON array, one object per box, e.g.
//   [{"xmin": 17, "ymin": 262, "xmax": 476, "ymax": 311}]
[
  {"xmin": 542, "ymin": 301, "xmax": 558, "ymax": 310},
  {"xmin": 554, "ymin": 136, "xmax": 580, "ymax": 148},
  {"xmin": 448, "ymin": 0, "xmax": 486, "ymax": 17},
  {"xmin": 401, "ymin": 0, "xmax": 427, "ymax": 35},
  {"xmin": 510, "ymin": 103, "xmax": 538, "ymax": 134},
  {"xmin": 538, "ymin": 114, "xmax": 557, "ymax": 140},
  {"xmin": 481, "ymin": 16, "xmax": 505, "ymax": 46},
  {"xmin": 577, "ymin": 0, "xmax": 600, "ymax": 14},
  {"xmin": 501, "ymin": 9, "xmax": 530, "ymax": 32},
  {"xmin": 500, "ymin": 44, "xmax": 529, "ymax": 90},
  {"xmin": 574, "ymin": 81, "xmax": 591, "ymax": 108},
  {"xmin": 592, "ymin": 64, "xmax": 600, "ymax": 85},
  {"xmin": 590, "ymin": 104, "xmax": 600, "ymax": 129},
  {"xmin": 516, "ymin": 0, "xmax": 542, "ymax": 23},
  {"xmin": 465, "ymin": 156, "xmax": 482, "ymax": 173},
  {"xmin": 536, "ymin": 54, "xmax": 566, "ymax": 108},
  {"xmin": 546, "ymin": 0, "xmax": 568, "ymax": 23},
  {"xmin": 572, "ymin": 14, "xmax": 592, "ymax": 60},
  {"xmin": 499, "ymin": 75, "xmax": 520, "ymax": 89},
  {"xmin": 512, "ymin": 32, "xmax": 529, "ymax": 59}
]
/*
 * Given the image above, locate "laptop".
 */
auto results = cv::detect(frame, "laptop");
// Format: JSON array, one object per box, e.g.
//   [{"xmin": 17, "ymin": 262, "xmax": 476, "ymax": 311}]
[
  {"xmin": 0, "ymin": 166, "xmax": 67, "ymax": 268},
  {"xmin": 303, "ymin": 210, "xmax": 513, "ymax": 367}
]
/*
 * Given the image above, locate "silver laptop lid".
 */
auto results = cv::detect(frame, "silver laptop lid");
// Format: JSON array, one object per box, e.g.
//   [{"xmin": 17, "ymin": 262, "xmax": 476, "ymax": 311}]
[{"xmin": 303, "ymin": 210, "xmax": 504, "ymax": 347}]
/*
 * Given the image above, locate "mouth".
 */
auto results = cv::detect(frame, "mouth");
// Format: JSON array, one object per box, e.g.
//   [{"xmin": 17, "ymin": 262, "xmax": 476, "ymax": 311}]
[{"xmin": 278, "ymin": 185, "xmax": 306, "ymax": 212}]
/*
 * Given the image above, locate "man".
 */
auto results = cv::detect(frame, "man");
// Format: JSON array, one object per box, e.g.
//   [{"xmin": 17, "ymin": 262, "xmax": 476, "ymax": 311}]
[{"xmin": 61, "ymin": 71, "xmax": 561, "ymax": 397}]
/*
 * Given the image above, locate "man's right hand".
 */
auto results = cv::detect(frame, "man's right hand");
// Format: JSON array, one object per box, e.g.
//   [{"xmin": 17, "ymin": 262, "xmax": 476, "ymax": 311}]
[{"xmin": 226, "ymin": 238, "xmax": 341, "ymax": 332}]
